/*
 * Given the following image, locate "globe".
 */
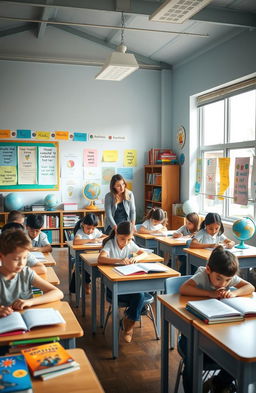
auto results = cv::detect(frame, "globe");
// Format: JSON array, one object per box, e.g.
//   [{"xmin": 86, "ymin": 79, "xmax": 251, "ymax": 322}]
[
  {"xmin": 83, "ymin": 183, "xmax": 101, "ymax": 210},
  {"xmin": 4, "ymin": 193, "xmax": 23, "ymax": 211},
  {"xmin": 44, "ymin": 194, "xmax": 58, "ymax": 211},
  {"xmin": 183, "ymin": 198, "xmax": 199, "ymax": 215},
  {"xmin": 232, "ymin": 217, "xmax": 256, "ymax": 249}
]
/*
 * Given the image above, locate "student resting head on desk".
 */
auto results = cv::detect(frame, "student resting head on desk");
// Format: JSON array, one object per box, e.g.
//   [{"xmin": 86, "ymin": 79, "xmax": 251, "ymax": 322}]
[
  {"xmin": 98, "ymin": 221, "xmax": 148, "ymax": 343},
  {"xmin": 0, "ymin": 229, "xmax": 63, "ymax": 318},
  {"xmin": 138, "ymin": 207, "xmax": 168, "ymax": 235},
  {"xmin": 179, "ymin": 246, "xmax": 254, "ymax": 393},
  {"xmin": 190, "ymin": 212, "xmax": 235, "ymax": 249},
  {"xmin": 26, "ymin": 214, "xmax": 52, "ymax": 253},
  {"xmin": 1, "ymin": 223, "xmax": 46, "ymax": 275}
]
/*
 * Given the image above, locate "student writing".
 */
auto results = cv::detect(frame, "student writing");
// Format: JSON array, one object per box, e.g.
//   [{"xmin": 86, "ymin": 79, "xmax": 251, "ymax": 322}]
[
  {"xmin": 138, "ymin": 207, "xmax": 167, "ymax": 235},
  {"xmin": 26, "ymin": 214, "xmax": 52, "ymax": 253},
  {"xmin": 179, "ymin": 246, "xmax": 254, "ymax": 393},
  {"xmin": 73, "ymin": 213, "xmax": 106, "ymax": 245},
  {"xmin": 98, "ymin": 221, "xmax": 147, "ymax": 343},
  {"xmin": 190, "ymin": 212, "xmax": 235, "ymax": 249}
]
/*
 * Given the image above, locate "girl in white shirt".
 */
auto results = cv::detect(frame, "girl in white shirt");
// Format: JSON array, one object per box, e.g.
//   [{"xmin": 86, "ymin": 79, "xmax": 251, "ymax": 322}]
[
  {"xmin": 98, "ymin": 221, "xmax": 147, "ymax": 343},
  {"xmin": 73, "ymin": 213, "xmax": 106, "ymax": 245},
  {"xmin": 138, "ymin": 208, "xmax": 168, "ymax": 235}
]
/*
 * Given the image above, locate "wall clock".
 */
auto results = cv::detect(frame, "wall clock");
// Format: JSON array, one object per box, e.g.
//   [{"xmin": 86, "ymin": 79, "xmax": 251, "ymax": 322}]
[{"xmin": 176, "ymin": 126, "xmax": 186, "ymax": 149}]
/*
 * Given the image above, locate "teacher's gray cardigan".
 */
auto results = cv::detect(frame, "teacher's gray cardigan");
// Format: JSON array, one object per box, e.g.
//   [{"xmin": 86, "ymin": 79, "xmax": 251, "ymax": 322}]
[{"xmin": 104, "ymin": 191, "xmax": 136, "ymax": 232}]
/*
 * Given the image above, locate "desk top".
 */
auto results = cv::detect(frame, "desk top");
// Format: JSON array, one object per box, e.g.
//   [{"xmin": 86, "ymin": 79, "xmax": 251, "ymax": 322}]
[
  {"xmin": 158, "ymin": 293, "xmax": 205, "ymax": 323},
  {"xmin": 98, "ymin": 264, "xmax": 179, "ymax": 282},
  {"xmin": 38, "ymin": 252, "xmax": 56, "ymax": 267},
  {"xmin": 33, "ymin": 348, "xmax": 105, "ymax": 393},
  {"xmin": 156, "ymin": 236, "xmax": 189, "ymax": 246},
  {"xmin": 41, "ymin": 267, "xmax": 60, "ymax": 285},
  {"xmin": 0, "ymin": 301, "xmax": 83, "ymax": 345},
  {"xmin": 134, "ymin": 233, "xmax": 156, "ymax": 240},
  {"xmin": 80, "ymin": 252, "xmax": 164, "ymax": 267},
  {"xmin": 66, "ymin": 240, "xmax": 102, "ymax": 251},
  {"xmin": 185, "ymin": 247, "xmax": 256, "ymax": 260}
]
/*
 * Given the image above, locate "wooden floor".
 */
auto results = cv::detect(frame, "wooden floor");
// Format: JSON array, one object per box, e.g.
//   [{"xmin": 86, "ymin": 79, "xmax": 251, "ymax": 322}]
[{"xmin": 52, "ymin": 248, "xmax": 183, "ymax": 393}]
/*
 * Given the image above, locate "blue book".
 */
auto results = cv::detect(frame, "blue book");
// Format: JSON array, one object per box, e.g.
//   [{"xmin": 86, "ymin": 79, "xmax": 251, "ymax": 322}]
[
  {"xmin": 42, "ymin": 229, "xmax": 52, "ymax": 243},
  {"xmin": 0, "ymin": 354, "xmax": 32, "ymax": 392}
]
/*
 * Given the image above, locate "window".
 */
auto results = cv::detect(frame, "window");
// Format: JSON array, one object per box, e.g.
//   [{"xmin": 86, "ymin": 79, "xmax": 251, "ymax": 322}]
[{"xmin": 198, "ymin": 87, "xmax": 256, "ymax": 220}]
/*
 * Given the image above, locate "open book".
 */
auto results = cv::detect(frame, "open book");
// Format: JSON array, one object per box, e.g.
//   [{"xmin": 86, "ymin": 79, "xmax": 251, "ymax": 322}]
[
  {"xmin": 0, "ymin": 308, "xmax": 65, "ymax": 334},
  {"xmin": 186, "ymin": 297, "xmax": 256, "ymax": 324},
  {"xmin": 30, "ymin": 251, "xmax": 47, "ymax": 260},
  {"xmin": 151, "ymin": 230, "xmax": 175, "ymax": 236},
  {"xmin": 114, "ymin": 262, "xmax": 169, "ymax": 276}
]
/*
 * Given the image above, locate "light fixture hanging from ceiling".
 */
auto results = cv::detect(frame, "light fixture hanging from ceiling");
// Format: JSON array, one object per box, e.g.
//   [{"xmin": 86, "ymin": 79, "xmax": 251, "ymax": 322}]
[{"xmin": 95, "ymin": 12, "xmax": 139, "ymax": 81}]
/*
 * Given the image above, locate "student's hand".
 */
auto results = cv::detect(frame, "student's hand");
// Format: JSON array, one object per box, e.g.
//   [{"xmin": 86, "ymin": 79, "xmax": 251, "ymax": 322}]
[
  {"xmin": 173, "ymin": 232, "xmax": 182, "ymax": 238},
  {"xmin": 224, "ymin": 243, "xmax": 233, "ymax": 249},
  {"xmin": 11, "ymin": 299, "xmax": 34, "ymax": 311},
  {"xmin": 0, "ymin": 305, "xmax": 13, "ymax": 318},
  {"xmin": 208, "ymin": 289, "xmax": 223, "ymax": 298},
  {"xmin": 120, "ymin": 258, "xmax": 132, "ymax": 265},
  {"xmin": 219, "ymin": 289, "xmax": 235, "ymax": 298},
  {"xmin": 129, "ymin": 256, "xmax": 139, "ymax": 264}
]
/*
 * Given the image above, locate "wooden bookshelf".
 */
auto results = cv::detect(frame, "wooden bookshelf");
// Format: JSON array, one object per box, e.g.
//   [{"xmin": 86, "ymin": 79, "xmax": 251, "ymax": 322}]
[{"xmin": 144, "ymin": 165, "xmax": 180, "ymax": 229}]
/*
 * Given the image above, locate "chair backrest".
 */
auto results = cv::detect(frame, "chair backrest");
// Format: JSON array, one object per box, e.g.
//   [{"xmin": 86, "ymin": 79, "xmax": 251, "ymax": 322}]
[
  {"xmin": 185, "ymin": 239, "xmax": 192, "ymax": 248},
  {"xmin": 165, "ymin": 275, "xmax": 192, "ymax": 295}
]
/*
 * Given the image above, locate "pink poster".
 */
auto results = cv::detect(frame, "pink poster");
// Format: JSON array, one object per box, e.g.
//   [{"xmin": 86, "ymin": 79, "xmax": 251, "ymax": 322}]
[
  {"xmin": 233, "ymin": 157, "xmax": 250, "ymax": 205},
  {"xmin": 84, "ymin": 149, "xmax": 98, "ymax": 167}
]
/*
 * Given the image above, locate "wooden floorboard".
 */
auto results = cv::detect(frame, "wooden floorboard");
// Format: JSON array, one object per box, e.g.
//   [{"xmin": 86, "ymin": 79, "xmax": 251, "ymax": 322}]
[{"xmin": 52, "ymin": 248, "xmax": 184, "ymax": 393}]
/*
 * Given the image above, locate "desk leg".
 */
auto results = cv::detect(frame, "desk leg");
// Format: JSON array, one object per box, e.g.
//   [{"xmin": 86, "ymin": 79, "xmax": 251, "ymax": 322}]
[
  {"xmin": 186, "ymin": 254, "xmax": 190, "ymax": 275},
  {"xmin": 100, "ymin": 280, "xmax": 105, "ymax": 328},
  {"xmin": 161, "ymin": 309, "xmax": 169, "ymax": 393},
  {"xmin": 68, "ymin": 247, "xmax": 72, "ymax": 292},
  {"xmin": 91, "ymin": 268, "xmax": 97, "ymax": 334},
  {"xmin": 81, "ymin": 264, "xmax": 86, "ymax": 318},
  {"xmin": 237, "ymin": 367, "xmax": 248, "ymax": 393},
  {"xmin": 61, "ymin": 338, "xmax": 76, "ymax": 349},
  {"xmin": 112, "ymin": 284, "xmax": 119, "ymax": 359},
  {"xmin": 193, "ymin": 329, "xmax": 203, "ymax": 393},
  {"xmin": 156, "ymin": 292, "xmax": 161, "ymax": 338},
  {"xmin": 75, "ymin": 252, "xmax": 81, "ymax": 308}
]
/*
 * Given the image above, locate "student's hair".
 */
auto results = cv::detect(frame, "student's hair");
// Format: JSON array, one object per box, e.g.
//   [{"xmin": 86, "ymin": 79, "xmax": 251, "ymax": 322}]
[
  {"xmin": 26, "ymin": 214, "xmax": 44, "ymax": 229},
  {"xmin": 110, "ymin": 174, "xmax": 130, "ymax": 201},
  {"xmin": 0, "ymin": 229, "xmax": 31, "ymax": 255},
  {"xmin": 143, "ymin": 208, "xmax": 168, "ymax": 226},
  {"xmin": 1, "ymin": 222, "xmax": 25, "ymax": 233},
  {"xmin": 207, "ymin": 246, "xmax": 239, "ymax": 277},
  {"xmin": 186, "ymin": 212, "xmax": 199, "ymax": 233},
  {"xmin": 73, "ymin": 213, "xmax": 99, "ymax": 236},
  {"xmin": 200, "ymin": 212, "xmax": 224, "ymax": 235},
  {"xmin": 7, "ymin": 210, "xmax": 25, "ymax": 223},
  {"xmin": 102, "ymin": 221, "xmax": 133, "ymax": 247}
]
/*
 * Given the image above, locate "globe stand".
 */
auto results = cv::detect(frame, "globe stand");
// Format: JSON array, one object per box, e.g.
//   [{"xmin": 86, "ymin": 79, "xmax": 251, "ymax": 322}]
[
  {"xmin": 235, "ymin": 240, "xmax": 249, "ymax": 249},
  {"xmin": 86, "ymin": 201, "xmax": 97, "ymax": 210}
]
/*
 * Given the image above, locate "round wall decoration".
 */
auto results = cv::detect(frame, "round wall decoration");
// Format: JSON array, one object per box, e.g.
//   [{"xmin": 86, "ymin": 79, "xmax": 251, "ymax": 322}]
[{"xmin": 176, "ymin": 126, "xmax": 186, "ymax": 149}]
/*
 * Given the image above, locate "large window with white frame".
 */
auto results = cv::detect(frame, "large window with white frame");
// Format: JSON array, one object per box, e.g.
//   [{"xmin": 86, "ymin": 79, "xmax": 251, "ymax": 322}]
[{"xmin": 198, "ymin": 86, "xmax": 256, "ymax": 221}]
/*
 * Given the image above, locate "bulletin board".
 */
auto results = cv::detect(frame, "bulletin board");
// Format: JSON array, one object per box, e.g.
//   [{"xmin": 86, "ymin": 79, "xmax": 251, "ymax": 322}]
[{"xmin": 0, "ymin": 140, "xmax": 59, "ymax": 191}]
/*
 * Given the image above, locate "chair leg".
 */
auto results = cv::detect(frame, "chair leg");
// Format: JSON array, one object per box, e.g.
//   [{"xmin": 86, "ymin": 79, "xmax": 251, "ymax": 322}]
[
  {"xmin": 174, "ymin": 359, "xmax": 183, "ymax": 393},
  {"xmin": 102, "ymin": 305, "xmax": 112, "ymax": 334},
  {"xmin": 148, "ymin": 304, "xmax": 160, "ymax": 340}
]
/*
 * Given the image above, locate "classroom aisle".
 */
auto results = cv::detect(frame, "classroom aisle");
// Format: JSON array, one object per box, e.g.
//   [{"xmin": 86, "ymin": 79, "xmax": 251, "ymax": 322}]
[{"xmin": 52, "ymin": 248, "xmax": 183, "ymax": 393}]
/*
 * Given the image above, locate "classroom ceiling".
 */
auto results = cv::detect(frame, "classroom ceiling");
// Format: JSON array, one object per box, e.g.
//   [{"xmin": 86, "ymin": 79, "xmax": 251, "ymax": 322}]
[{"xmin": 0, "ymin": 0, "xmax": 255, "ymax": 69}]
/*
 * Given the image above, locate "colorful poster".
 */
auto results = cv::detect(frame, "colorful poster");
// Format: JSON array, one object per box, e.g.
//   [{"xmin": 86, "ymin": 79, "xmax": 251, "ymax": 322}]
[
  {"xmin": 0, "ymin": 146, "xmax": 16, "ymax": 166},
  {"xmin": 124, "ymin": 150, "xmax": 137, "ymax": 167},
  {"xmin": 251, "ymin": 156, "xmax": 256, "ymax": 201},
  {"xmin": 117, "ymin": 167, "xmax": 133, "ymax": 180},
  {"xmin": 0, "ymin": 166, "xmax": 17, "ymax": 185},
  {"xmin": 0, "ymin": 130, "xmax": 11, "ymax": 138},
  {"xmin": 61, "ymin": 154, "xmax": 83, "ymax": 178},
  {"xmin": 17, "ymin": 129, "xmax": 31, "ymax": 139},
  {"xmin": 233, "ymin": 157, "xmax": 250, "ymax": 205},
  {"xmin": 83, "ymin": 167, "xmax": 101, "ymax": 180},
  {"xmin": 195, "ymin": 158, "xmax": 202, "ymax": 194},
  {"xmin": 35, "ymin": 131, "xmax": 51, "ymax": 140},
  {"xmin": 102, "ymin": 167, "xmax": 115, "ymax": 185},
  {"xmin": 38, "ymin": 146, "xmax": 57, "ymax": 185},
  {"xmin": 84, "ymin": 149, "xmax": 98, "ymax": 167},
  {"xmin": 103, "ymin": 150, "xmax": 118, "ymax": 162},
  {"xmin": 205, "ymin": 158, "xmax": 217, "ymax": 199},
  {"xmin": 18, "ymin": 146, "xmax": 37, "ymax": 184},
  {"xmin": 218, "ymin": 158, "xmax": 230, "ymax": 200}
]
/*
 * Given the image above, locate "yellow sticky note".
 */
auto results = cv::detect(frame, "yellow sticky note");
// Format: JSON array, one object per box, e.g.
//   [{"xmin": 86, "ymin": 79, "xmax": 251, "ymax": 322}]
[
  {"xmin": 103, "ymin": 150, "xmax": 118, "ymax": 162},
  {"xmin": 124, "ymin": 150, "xmax": 137, "ymax": 167},
  {"xmin": 0, "ymin": 130, "xmax": 11, "ymax": 138},
  {"xmin": 0, "ymin": 166, "xmax": 17, "ymax": 185},
  {"xmin": 36, "ymin": 131, "xmax": 51, "ymax": 140}
]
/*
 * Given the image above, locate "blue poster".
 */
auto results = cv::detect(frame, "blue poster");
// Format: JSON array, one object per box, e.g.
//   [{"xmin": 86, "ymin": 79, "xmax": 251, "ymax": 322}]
[
  {"xmin": 0, "ymin": 146, "xmax": 17, "ymax": 166},
  {"xmin": 117, "ymin": 167, "xmax": 133, "ymax": 180},
  {"xmin": 74, "ymin": 132, "xmax": 87, "ymax": 141},
  {"xmin": 17, "ymin": 129, "xmax": 32, "ymax": 138}
]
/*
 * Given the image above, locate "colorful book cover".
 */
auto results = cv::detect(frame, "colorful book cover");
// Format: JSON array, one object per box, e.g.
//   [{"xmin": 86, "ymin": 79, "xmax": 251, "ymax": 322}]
[
  {"xmin": 0, "ymin": 354, "xmax": 32, "ymax": 392},
  {"xmin": 21, "ymin": 342, "xmax": 75, "ymax": 376}
]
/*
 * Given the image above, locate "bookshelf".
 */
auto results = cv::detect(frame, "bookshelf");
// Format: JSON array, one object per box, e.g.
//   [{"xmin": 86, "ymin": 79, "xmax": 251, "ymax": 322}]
[
  {"xmin": 0, "ymin": 209, "xmax": 105, "ymax": 247},
  {"xmin": 144, "ymin": 165, "xmax": 179, "ymax": 229}
]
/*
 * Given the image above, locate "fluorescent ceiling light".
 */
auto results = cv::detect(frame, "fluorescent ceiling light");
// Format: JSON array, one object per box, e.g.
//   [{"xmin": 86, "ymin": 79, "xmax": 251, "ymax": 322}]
[
  {"xmin": 95, "ymin": 44, "xmax": 139, "ymax": 81},
  {"xmin": 149, "ymin": 0, "xmax": 213, "ymax": 24}
]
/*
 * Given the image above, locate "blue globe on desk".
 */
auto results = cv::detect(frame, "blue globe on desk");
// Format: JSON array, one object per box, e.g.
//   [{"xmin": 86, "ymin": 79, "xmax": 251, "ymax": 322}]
[
  {"xmin": 44, "ymin": 194, "xmax": 58, "ymax": 211},
  {"xmin": 4, "ymin": 193, "xmax": 24, "ymax": 211},
  {"xmin": 232, "ymin": 217, "xmax": 256, "ymax": 249},
  {"xmin": 83, "ymin": 183, "xmax": 101, "ymax": 210}
]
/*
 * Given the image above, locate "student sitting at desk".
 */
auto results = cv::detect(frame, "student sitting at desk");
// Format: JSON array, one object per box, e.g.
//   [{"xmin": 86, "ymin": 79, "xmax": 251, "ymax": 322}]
[
  {"xmin": 26, "ymin": 214, "xmax": 52, "ymax": 253},
  {"xmin": 1, "ymin": 223, "xmax": 47, "ymax": 275},
  {"xmin": 7, "ymin": 210, "xmax": 25, "ymax": 225},
  {"xmin": 98, "ymin": 221, "xmax": 147, "ymax": 343},
  {"xmin": 73, "ymin": 213, "xmax": 106, "ymax": 245},
  {"xmin": 138, "ymin": 207, "xmax": 167, "ymax": 235},
  {"xmin": 180, "ymin": 246, "xmax": 254, "ymax": 393}
]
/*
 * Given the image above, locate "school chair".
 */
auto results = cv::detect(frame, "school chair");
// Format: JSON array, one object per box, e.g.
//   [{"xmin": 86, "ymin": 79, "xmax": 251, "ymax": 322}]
[{"xmin": 102, "ymin": 292, "xmax": 159, "ymax": 340}]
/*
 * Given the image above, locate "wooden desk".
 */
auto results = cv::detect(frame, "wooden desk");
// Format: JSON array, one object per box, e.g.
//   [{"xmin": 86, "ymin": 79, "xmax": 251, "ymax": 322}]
[
  {"xmin": 185, "ymin": 246, "xmax": 256, "ymax": 276},
  {"xmin": 32, "ymin": 252, "xmax": 56, "ymax": 267},
  {"xmin": 0, "ymin": 302, "xmax": 83, "ymax": 349},
  {"xmin": 66, "ymin": 241, "xmax": 102, "ymax": 307},
  {"xmin": 156, "ymin": 236, "xmax": 189, "ymax": 266},
  {"xmin": 158, "ymin": 294, "xmax": 201, "ymax": 393},
  {"xmin": 133, "ymin": 233, "xmax": 158, "ymax": 252},
  {"xmin": 41, "ymin": 267, "xmax": 60, "ymax": 285},
  {"xmin": 33, "ymin": 348, "xmax": 105, "ymax": 393},
  {"xmin": 193, "ymin": 310, "xmax": 256, "ymax": 393},
  {"xmin": 98, "ymin": 264, "xmax": 179, "ymax": 358}
]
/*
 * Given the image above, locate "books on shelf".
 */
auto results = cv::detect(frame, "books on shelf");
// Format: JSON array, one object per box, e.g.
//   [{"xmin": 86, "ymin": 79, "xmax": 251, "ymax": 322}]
[
  {"xmin": 42, "ymin": 229, "xmax": 59, "ymax": 244},
  {"xmin": 63, "ymin": 214, "xmax": 80, "ymax": 227},
  {"xmin": 63, "ymin": 203, "xmax": 78, "ymax": 211},
  {"xmin": 148, "ymin": 148, "xmax": 177, "ymax": 165},
  {"xmin": 152, "ymin": 188, "xmax": 161, "ymax": 202},
  {"xmin": 42, "ymin": 215, "xmax": 59, "ymax": 229},
  {"xmin": 0, "ymin": 308, "xmax": 65, "ymax": 335},
  {"xmin": 0, "ymin": 354, "xmax": 33, "ymax": 393},
  {"xmin": 31, "ymin": 204, "xmax": 45, "ymax": 211},
  {"xmin": 186, "ymin": 297, "xmax": 256, "ymax": 324},
  {"xmin": 21, "ymin": 342, "xmax": 77, "ymax": 378},
  {"xmin": 114, "ymin": 262, "xmax": 169, "ymax": 276}
]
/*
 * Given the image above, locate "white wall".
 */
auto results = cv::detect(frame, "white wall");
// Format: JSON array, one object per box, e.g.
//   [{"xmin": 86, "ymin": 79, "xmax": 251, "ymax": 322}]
[{"xmin": 0, "ymin": 60, "xmax": 167, "ymax": 221}]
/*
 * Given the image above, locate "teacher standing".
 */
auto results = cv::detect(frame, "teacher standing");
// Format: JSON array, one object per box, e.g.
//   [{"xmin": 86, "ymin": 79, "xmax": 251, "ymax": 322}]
[{"xmin": 104, "ymin": 174, "xmax": 136, "ymax": 235}]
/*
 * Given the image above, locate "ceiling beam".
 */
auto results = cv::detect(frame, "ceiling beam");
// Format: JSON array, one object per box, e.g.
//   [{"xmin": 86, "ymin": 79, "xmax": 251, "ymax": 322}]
[{"xmin": 0, "ymin": 23, "xmax": 33, "ymax": 37}]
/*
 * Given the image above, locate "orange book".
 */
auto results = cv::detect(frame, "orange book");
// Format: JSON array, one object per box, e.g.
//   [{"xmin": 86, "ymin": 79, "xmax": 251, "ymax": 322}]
[{"xmin": 21, "ymin": 342, "xmax": 76, "ymax": 376}]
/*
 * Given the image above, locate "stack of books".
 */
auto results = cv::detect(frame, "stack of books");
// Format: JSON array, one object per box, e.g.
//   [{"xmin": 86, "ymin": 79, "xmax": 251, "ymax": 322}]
[
  {"xmin": 31, "ymin": 204, "xmax": 45, "ymax": 211},
  {"xmin": 148, "ymin": 148, "xmax": 177, "ymax": 165},
  {"xmin": 63, "ymin": 214, "xmax": 80, "ymax": 228},
  {"xmin": 0, "ymin": 354, "xmax": 33, "ymax": 392},
  {"xmin": 63, "ymin": 202, "xmax": 78, "ymax": 211},
  {"xmin": 22, "ymin": 342, "xmax": 80, "ymax": 380},
  {"xmin": 9, "ymin": 337, "xmax": 60, "ymax": 354}
]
